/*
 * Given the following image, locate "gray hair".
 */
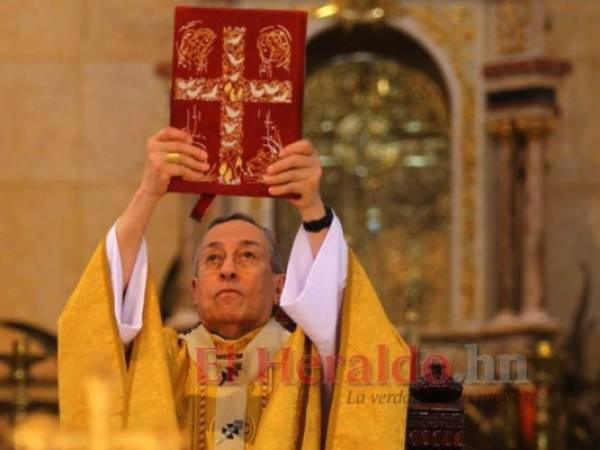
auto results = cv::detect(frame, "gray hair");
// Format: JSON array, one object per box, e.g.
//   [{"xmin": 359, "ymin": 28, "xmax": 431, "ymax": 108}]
[{"xmin": 193, "ymin": 212, "xmax": 284, "ymax": 276}]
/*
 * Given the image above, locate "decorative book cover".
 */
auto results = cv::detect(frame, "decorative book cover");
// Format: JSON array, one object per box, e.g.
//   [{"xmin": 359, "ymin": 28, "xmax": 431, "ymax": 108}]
[{"xmin": 168, "ymin": 6, "xmax": 307, "ymax": 198}]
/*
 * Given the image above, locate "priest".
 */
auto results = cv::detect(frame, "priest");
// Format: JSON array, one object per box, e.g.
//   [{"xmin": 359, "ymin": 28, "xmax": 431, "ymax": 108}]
[{"xmin": 58, "ymin": 127, "xmax": 411, "ymax": 449}]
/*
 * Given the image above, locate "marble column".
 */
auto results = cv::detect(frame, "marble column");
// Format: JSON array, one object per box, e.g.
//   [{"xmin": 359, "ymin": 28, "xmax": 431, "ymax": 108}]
[
  {"xmin": 489, "ymin": 118, "xmax": 518, "ymax": 325},
  {"xmin": 517, "ymin": 116, "xmax": 554, "ymax": 324}
]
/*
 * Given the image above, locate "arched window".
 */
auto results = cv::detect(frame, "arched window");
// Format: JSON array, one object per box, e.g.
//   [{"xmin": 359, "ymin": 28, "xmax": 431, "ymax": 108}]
[{"xmin": 276, "ymin": 24, "xmax": 451, "ymax": 328}]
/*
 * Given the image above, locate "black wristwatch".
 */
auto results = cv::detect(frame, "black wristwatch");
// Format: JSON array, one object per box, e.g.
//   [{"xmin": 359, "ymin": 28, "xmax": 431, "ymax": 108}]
[{"xmin": 302, "ymin": 206, "xmax": 334, "ymax": 232}]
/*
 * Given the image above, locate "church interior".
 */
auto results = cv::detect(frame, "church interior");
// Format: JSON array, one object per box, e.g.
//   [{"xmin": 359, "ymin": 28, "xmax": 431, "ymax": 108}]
[{"xmin": 1, "ymin": 0, "xmax": 599, "ymax": 449}]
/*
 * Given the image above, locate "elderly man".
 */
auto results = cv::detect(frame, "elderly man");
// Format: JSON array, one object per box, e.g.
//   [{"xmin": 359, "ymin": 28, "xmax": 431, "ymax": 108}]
[{"xmin": 58, "ymin": 128, "xmax": 410, "ymax": 449}]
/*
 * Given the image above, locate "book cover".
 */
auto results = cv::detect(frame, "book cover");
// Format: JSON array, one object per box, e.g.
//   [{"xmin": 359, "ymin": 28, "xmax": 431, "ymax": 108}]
[{"xmin": 168, "ymin": 6, "xmax": 307, "ymax": 198}]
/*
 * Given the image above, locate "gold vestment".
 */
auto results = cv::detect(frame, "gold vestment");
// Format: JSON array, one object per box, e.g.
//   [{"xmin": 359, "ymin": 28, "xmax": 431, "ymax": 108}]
[{"xmin": 59, "ymin": 241, "xmax": 410, "ymax": 449}]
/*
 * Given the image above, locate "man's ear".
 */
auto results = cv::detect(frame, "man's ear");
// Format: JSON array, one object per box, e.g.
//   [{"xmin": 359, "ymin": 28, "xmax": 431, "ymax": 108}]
[
  {"xmin": 273, "ymin": 274, "xmax": 285, "ymax": 304},
  {"xmin": 191, "ymin": 277, "xmax": 200, "ymax": 307}
]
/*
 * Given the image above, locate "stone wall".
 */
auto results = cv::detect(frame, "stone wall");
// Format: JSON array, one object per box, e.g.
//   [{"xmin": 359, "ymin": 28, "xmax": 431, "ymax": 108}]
[
  {"xmin": 0, "ymin": 0, "xmax": 203, "ymax": 332},
  {"xmin": 546, "ymin": 0, "xmax": 600, "ymax": 375},
  {"xmin": 545, "ymin": 0, "xmax": 600, "ymax": 344}
]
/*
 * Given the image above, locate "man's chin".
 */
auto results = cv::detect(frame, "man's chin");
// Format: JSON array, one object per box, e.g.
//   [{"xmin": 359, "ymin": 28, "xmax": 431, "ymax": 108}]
[
  {"xmin": 204, "ymin": 313, "xmax": 258, "ymax": 338},
  {"xmin": 213, "ymin": 312, "xmax": 245, "ymax": 324},
  {"xmin": 211, "ymin": 304, "xmax": 247, "ymax": 325}
]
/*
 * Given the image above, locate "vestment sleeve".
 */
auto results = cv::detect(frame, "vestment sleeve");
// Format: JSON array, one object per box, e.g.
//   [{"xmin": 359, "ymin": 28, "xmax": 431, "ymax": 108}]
[
  {"xmin": 106, "ymin": 222, "xmax": 147, "ymax": 345},
  {"xmin": 279, "ymin": 213, "xmax": 348, "ymax": 375},
  {"xmin": 58, "ymin": 239, "xmax": 178, "ymax": 431}
]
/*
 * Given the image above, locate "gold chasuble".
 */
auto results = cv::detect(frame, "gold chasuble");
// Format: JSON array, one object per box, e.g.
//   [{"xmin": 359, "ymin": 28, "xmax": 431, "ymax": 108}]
[{"xmin": 59, "ymin": 241, "xmax": 410, "ymax": 449}]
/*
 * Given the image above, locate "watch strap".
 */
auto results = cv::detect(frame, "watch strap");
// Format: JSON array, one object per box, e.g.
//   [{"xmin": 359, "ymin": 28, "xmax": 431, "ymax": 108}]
[{"xmin": 302, "ymin": 206, "xmax": 334, "ymax": 232}]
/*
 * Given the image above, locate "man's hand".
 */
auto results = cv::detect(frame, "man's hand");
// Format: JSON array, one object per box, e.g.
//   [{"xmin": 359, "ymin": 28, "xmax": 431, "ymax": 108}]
[
  {"xmin": 263, "ymin": 140, "xmax": 326, "ymax": 221},
  {"xmin": 117, "ymin": 127, "xmax": 209, "ymax": 289},
  {"xmin": 139, "ymin": 127, "xmax": 210, "ymax": 198}
]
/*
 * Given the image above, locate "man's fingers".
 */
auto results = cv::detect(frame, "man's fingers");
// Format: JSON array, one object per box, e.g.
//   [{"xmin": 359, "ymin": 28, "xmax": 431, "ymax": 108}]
[
  {"xmin": 155, "ymin": 141, "xmax": 208, "ymax": 162},
  {"xmin": 268, "ymin": 182, "xmax": 302, "ymax": 197},
  {"xmin": 154, "ymin": 127, "xmax": 193, "ymax": 143},
  {"xmin": 164, "ymin": 163, "xmax": 207, "ymax": 182},
  {"xmin": 263, "ymin": 168, "xmax": 312, "ymax": 185},
  {"xmin": 280, "ymin": 140, "xmax": 315, "ymax": 157},
  {"xmin": 267, "ymin": 154, "xmax": 314, "ymax": 174},
  {"xmin": 168, "ymin": 153, "xmax": 210, "ymax": 173}
]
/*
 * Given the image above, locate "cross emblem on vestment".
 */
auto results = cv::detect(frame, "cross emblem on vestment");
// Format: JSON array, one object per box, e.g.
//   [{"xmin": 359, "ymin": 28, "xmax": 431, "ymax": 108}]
[{"xmin": 174, "ymin": 25, "xmax": 293, "ymax": 185}]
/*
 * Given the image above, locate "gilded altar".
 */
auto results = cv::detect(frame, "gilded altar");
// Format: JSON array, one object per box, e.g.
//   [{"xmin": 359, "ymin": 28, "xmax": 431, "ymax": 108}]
[{"xmin": 200, "ymin": 2, "xmax": 576, "ymax": 449}]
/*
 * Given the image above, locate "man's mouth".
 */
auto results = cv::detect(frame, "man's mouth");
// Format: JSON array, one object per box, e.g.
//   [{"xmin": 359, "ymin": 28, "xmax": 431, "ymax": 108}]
[{"xmin": 216, "ymin": 288, "xmax": 243, "ymax": 298}]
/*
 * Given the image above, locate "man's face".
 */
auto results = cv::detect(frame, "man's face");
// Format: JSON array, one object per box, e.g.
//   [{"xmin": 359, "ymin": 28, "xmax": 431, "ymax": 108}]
[{"xmin": 191, "ymin": 220, "xmax": 284, "ymax": 338}]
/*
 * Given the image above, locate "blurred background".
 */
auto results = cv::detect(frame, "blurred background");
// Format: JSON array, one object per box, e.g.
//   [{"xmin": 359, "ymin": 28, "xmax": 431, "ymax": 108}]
[{"xmin": 0, "ymin": 0, "xmax": 598, "ymax": 449}]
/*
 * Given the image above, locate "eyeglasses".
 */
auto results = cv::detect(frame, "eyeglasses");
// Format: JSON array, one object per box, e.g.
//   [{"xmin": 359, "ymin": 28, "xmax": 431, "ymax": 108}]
[{"xmin": 199, "ymin": 249, "xmax": 268, "ymax": 272}]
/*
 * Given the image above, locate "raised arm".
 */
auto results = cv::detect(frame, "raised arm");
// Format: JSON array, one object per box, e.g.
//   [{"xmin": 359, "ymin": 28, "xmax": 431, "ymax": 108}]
[
  {"xmin": 106, "ymin": 127, "xmax": 209, "ymax": 345},
  {"xmin": 263, "ymin": 139, "xmax": 328, "ymax": 257},
  {"xmin": 117, "ymin": 127, "xmax": 209, "ymax": 288},
  {"xmin": 263, "ymin": 140, "xmax": 343, "ymax": 345},
  {"xmin": 264, "ymin": 139, "xmax": 347, "ymax": 413}
]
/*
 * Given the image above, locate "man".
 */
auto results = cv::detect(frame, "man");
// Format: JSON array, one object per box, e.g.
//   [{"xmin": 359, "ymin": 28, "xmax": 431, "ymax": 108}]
[{"xmin": 58, "ymin": 128, "xmax": 410, "ymax": 449}]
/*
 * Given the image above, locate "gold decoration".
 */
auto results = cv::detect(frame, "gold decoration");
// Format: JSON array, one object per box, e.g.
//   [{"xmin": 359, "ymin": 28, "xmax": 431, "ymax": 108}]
[
  {"xmin": 300, "ymin": 54, "xmax": 451, "ymax": 328},
  {"xmin": 312, "ymin": 0, "xmax": 402, "ymax": 24},
  {"xmin": 496, "ymin": 0, "xmax": 532, "ymax": 55},
  {"xmin": 405, "ymin": 3, "xmax": 478, "ymax": 321},
  {"xmin": 515, "ymin": 116, "xmax": 556, "ymax": 138},
  {"xmin": 286, "ymin": 2, "xmax": 479, "ymax": 324},
  {"xmin": 516, "ymin": 116, "xmax": 556, "ymax": 171},
  {"xmin": 530, "ymin": 339, "xmax": 560, "ymax": 450},
  {"xmin": 487, "ymin": 118, "xmax": 515, "ymax": 142},
  {"xmin": 173, "ymin": 24, "xmax": 294, "ymax": 186},
  {"xmin": 9, "ymin": 339, "xmax": 32, "ymax": 424},
  {"xmin": 13, "ymin": 374, "xmax": 181, "ymax": 450},
  {"xmin": 245, "ymin": 110, "xmax": 284, "ymax": 181},
  {"xmin": 257, "ymin": 26, "xmax": 292, "ymax": 79},
  {"xmin": 176, "ymin": 23, "xmax": 217, "ymax": 74}
]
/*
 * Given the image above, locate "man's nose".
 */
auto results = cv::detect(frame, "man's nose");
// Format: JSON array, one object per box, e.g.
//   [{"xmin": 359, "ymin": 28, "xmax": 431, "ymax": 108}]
[{"xmin": 219, "ymin": 256, "xmax": 237, "ymax": 280}]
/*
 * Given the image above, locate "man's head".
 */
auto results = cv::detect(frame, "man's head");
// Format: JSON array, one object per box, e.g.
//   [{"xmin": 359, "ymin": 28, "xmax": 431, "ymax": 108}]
[{"xmin": 191, "ymin": 213, "xmax": 285, "ymax": 339}]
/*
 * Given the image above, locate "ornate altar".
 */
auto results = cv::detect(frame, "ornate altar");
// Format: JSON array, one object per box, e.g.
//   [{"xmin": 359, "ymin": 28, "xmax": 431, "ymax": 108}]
[
  {"xmin": 166, "ymin": 0, "xmax": 572, "ymax": 329},
  {"xmin": 157, "ymin": 1, "xmax": 576, "ymax": 449},
  {"xmin": 201, "ymin": 1, "xmax": 572, "ymax": 449}
]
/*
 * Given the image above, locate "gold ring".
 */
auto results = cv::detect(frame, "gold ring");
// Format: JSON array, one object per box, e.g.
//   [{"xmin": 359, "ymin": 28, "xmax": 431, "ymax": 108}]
[{"xmin": 165, "ymin": 152, "xmax": 182, "ymax": 164}]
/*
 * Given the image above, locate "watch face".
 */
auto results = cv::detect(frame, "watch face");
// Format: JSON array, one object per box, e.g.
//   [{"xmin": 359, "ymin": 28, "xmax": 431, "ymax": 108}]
[{"xmin": 278, "ymin": 51, "xmax": 451, "ymax": 328}]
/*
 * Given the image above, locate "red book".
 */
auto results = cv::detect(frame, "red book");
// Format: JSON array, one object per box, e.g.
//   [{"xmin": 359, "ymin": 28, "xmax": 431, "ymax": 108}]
[{"xmin": 168, "ymin": 6, "xmax": 307, "ymax": 204}]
